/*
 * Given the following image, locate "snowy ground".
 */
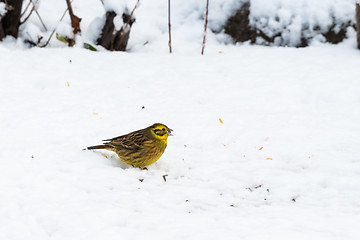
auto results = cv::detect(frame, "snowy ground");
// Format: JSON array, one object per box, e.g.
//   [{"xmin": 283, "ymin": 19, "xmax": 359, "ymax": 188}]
[
  {"xmin": 1, "ymin": 0, "xmax": 360, "ymax": 239},
  {"xmin": 1, "ymin": 40, "xmax": 360, "ymax": 239}
]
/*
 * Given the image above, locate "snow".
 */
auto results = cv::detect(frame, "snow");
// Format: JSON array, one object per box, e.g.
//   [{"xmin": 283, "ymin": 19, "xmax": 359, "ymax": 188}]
[
  {"xmin": 0, "ymin": 2, "xmax": 6, "ymax": 17},
  {"xmin": 15, "ymin": 0, "xmax": 357, "ymax": 49},
  {"xmin": 1, "ymin": 41, "xmax": 360, "ymax": 239},
  {"xmin": 249, "ymin": 0, "xmax": 355, "ymax": 46},
  {"xmin": 1, "ymin": 0, "xmax": 360, "ymax": 239}
]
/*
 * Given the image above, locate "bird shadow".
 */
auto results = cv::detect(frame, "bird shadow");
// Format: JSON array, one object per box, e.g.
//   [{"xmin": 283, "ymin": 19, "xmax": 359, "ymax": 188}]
[{"xmin": 90, "ymin": 150, "xmax": 131, "ymax": 170}]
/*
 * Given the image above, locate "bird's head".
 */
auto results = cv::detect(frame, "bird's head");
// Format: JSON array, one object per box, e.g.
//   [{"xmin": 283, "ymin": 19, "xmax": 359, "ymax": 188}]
[{"xmin": 148, "ymin": 123, "xmax": 173, "ymax": 141}]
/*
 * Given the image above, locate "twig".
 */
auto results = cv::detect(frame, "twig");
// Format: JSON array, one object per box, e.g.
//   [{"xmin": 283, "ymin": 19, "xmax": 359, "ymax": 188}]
[
  {"xmin": 356, "ymin": 3, "xmax": 360, "ymax": 49},
  {"xmin": 65, "ymin": 0, "xmax": 74, "ymax": 21},
  {"xmin": 20, "ymin": 0, "xmax": 48, "ymax": 30},
  {"xmin": 116, "ymin": 0, "xmax": 140, "ymax": 49},
  {"xmin": 20, "ymin": 1, "xmax": 31, "ymax": 19},
  {"xmin": 39, "ymin": 6, "xmax": 69, "ymax": 48},
  {"xmin": 168, "ymin": 0, "xmax": 172, "ymax": 53},
  {"xmin": 3, "ymin": 0, "xmax": 14, "ymax": 10},
  {"xmin": 99, "ymin": 0, "xmax": 104, "ymax": 5},
  {"xmin": 162, "ymin": 174, "xmax": 168, "ymax": 182},
  {"xmin": 32, "ymin": 0, "xmax": 48, "ymax": 31},
  {"xmin": 201, "ymin": 0, "xmax": 209, "ymax": 55},
  {"xmin": 20, "ymin": 4, "xmax": 35, "ymax": 25},
  {"xmin": 65, "ymin": 0, "xmax": 81, "ymax": 35},
  {"xmin": 34, "ymin": 8, "xmax": 47, "ymax": 31}
]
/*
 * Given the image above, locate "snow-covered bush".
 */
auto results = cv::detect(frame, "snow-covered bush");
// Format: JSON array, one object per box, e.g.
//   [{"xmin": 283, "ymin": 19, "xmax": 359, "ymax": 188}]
[
  {"xmin": 223, "ymin": 0, "xmax": 355, "ymax": 47},
  {"xmin": 1, "ymin": 0, "xmax": 357, "ymax": 49}
]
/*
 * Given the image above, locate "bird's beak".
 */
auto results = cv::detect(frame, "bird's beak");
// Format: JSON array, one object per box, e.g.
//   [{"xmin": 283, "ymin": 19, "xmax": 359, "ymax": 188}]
[{"xmin": 167, "ymin": 128, "xmax": 173, "ymax": 136}]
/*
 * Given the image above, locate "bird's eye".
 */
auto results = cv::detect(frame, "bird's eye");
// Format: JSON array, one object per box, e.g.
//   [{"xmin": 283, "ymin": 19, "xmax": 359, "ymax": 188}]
[{"xmin": 162, "ymin": 128, "xmax": 165, "ymax": 131}]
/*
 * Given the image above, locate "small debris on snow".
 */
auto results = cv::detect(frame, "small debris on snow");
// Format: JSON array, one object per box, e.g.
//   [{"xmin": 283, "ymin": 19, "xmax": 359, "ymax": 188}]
[{"xmin": 162, "ymin": 174, "xmax": 168, "ymax": 182}]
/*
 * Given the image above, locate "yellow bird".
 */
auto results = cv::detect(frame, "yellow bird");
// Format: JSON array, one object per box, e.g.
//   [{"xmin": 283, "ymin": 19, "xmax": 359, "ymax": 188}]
[{"xmin": 86, "ymin": 123, "xmax": 172, "ymax": 167}]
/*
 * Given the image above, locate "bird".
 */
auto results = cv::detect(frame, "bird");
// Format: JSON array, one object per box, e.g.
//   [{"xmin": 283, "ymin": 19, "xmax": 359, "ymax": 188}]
[{"xmin": 85, "ymin": 123, "xmax": 172, "ymax": 167}]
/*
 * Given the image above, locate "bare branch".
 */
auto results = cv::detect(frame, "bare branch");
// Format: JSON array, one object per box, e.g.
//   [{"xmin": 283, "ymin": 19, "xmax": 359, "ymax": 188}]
[
  {"xmin": 20, "ymin": 0, "xmax": 31, "ymax": 19},
  {"xmin": 356, "ymin": 3, "xmax": 360, "ymax": 49},
  {"xmin": 19, "ymin": 0, "xmax": 47, "ymax": 31},
  {"xmin": 3, "ymin": 0, "xmax": 14, "ymax": 11},
  {"xmin": 34, "ymin": 8, "xmax": 47, "ymax": 31},
  {"xmin": 39, "ymin": 6, "xmax": 69, "ymax": 48},
  {"xmin": 20, "ymin": 4, "xmax": 35, "ymax": 25},
  {"xmin": 168, "ymin": 0, "xmax": 172, "ymax": 53},
  {"xmin": 116, "ymin": 0, "xmax": 139, "ymax": 50},
  {"xmin": 201, "ymin": 0, "xmax": 209, "ymax": 55},
  {"xmin": 31, "ymin": 0, "xmax": 48, "ymax": 31},
  {"xmin": 65, "ymin": 0, "xmax": 81, "ymax": 35}
]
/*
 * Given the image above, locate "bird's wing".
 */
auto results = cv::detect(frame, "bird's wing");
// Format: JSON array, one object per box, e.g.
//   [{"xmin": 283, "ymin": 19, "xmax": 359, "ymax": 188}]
[{"xmin": 103, "ymin": 130, "xmax": 146, "ymax": 150}]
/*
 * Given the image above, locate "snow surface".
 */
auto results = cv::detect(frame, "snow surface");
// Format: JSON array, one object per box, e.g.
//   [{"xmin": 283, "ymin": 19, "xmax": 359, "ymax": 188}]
[
  {"xmin": 1, "ymin": 40, "xmax": 360, "ymax": 240},
  {"xmin": 1, "ymin": 0, "xmax": 360, "ymax": 239}
]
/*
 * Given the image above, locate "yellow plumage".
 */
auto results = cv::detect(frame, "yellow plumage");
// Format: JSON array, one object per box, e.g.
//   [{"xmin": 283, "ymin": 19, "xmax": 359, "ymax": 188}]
[{"xmin": 86, "ymin": 123, "xmax": 172, "ymax": 167}]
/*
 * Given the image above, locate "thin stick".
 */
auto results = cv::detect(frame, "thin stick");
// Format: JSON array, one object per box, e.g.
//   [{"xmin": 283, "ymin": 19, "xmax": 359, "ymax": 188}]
[
  {"xmin": 20, "ymin": 4, "xmax": 35, "ymax": 24},
  {"xmin": 201, "ymin": 0, "xmax": 209, "ymax": 55},
  {"xmin": 20, "ymin": 1, "xmax": 31, "ymax": 19},
  {"xmin": 39, "ymin": 6, "xmax": 69, "ymax": 48},
  {"xmin": 31, "ymin": 0, "xmax": 48, "ymax": 31},
  {"xmin": 34, "ymin": 8, "xmax": 47, "ymax": 31},
  {"xmin": 356, "ymin": 3, "xmax": 360, "ymax": 49},
  {"xmin": 3, "ymin": 0, "xmax": 14, "ymax": 10},
  {"xmin": 20, "ymin": 1, "xmax": 48, "ymax": 30},
  {"xmin": 168, "ymin": 0, "xmax": 172, "ymax": 53},
  {"xmin": 65, "ymin": 0, "xmax": 81, "ymax": 34},
  {"xmin": 65, "ymin": 0, "xmax": 74, "ymax": 21},
  {"xmin": 116, "ymin": 0, "xmax": 140, "ymax": 49}
]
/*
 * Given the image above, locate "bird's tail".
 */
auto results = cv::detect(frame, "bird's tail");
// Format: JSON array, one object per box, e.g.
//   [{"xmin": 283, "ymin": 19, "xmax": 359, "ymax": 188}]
[{"xmin": 84, "ymin": 145, "xmax": 109, "ymax": 150}]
